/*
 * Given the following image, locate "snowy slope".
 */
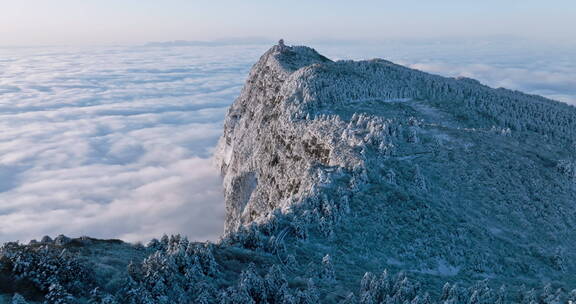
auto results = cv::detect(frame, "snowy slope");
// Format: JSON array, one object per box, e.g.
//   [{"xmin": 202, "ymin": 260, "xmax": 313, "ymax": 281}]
[{"xmin": 216, "ymin": 41, "xmax": 576, "ymax": 296}]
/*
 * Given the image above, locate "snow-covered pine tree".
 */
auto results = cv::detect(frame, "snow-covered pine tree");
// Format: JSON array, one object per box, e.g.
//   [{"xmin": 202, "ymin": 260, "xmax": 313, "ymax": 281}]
[
  {"xmin": 184, "ymin": 255, "xmax": 205, "ymax": 284},
  {"xmin": 195, "ymin": 289, "xmax": 211, "ymax": 304},
  {"xmin": 386, "ymin": 169, "xmax": 397, "ymax": 185},
  {"xmin": 339, "ymin": 293, "xmax": 358, "ymax": 304},
  {"xmin": 551, "ymin": 247, "xmax": 566, "ymax": 271},
  {"xmin": 229, "ymin": 286, "xmax": 256, "ymax": 304},
  {"xmin": 11, "ymin": 294, "xmax": 29, "ymax": 304},
  {"xmin": 159, "ymin": 234, "xmax": 170, "ymax": 250},
  {"xmin": 302, "ymin": 279, "xmax": 320, "ymax": 304},
  {"xmin": 147, "ymin": 238, "xmax": 161, "ymax": 250},
  {"xmin": 413, "ymin": 165, "xmax": 427, "ymax": 192},
  {"xmin": 275, "ymin": 283, "xmax": 296, "ymax": 304},
  {"xmin": 196, "ymin": 243, "xmax": 219, "ymax": 276},
  {"xmin": 265, "ymin": 264, "xmax": 288, "ymax": 297},
  {"xmin": 321, "ymin": 254, "xmax": 336, "ymax": 282},
  {"xmin": 45, "ymin": 283, "xmax": 75, "ymax": 304},
  {"xmin": 239, "ymin": 263, "xmax": 266, "ymax": 303},
  {"xmin": 291, "ymin": 218, "xmax": 308, "ymax": 240},
  {"xmin": 441, "ymin": 283, "xmax": 452, "ymax": 301},
  {"xmin": 284, "ymin": 254, "xmax": 299, "ymax": 270},
  {"xmin": 318, "ymin": 216, "xmax": 334, "ymax": 238},
  {"xmin": 567, "ymin": 289, "xmax": 576, "ymax": 304}
]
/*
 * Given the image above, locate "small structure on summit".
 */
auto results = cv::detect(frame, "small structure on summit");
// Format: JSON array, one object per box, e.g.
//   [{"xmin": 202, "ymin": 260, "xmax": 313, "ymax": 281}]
[{"xmin": 278, "ymin": 39, "xmax": 287, "ymax": 51}]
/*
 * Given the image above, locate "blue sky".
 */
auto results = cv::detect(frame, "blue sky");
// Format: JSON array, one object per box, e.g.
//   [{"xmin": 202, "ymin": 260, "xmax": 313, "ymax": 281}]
[{"xmin": 1, "ymin": 0, "xmax": 575, "ymax": 46}]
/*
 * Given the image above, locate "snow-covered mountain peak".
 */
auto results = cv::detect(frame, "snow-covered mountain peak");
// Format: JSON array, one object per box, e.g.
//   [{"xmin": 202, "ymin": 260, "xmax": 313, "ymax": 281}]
[{"xmin": 216, "ymin": 42, "xmax": 576, "ymax": 292}]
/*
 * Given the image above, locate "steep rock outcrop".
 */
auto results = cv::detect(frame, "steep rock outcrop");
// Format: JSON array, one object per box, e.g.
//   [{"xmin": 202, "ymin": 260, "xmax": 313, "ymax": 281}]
[
  {"xmin": 217, "ymin": 42, "xmax": 576, "ymax": 290},
  {"xmin": 216, "ymin": 44, "xmax": 336, "ymax": 233}
]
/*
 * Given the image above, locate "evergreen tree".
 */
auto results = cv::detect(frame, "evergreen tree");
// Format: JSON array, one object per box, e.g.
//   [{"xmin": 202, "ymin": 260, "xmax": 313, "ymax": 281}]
[
  {"xmin": 567, "ymin": 289, "xmax": 576, "ymax": 303},
  {"xmin": 413, "ymin": 165, "xmax": 427, "ymax": 192},
  {"xmin": 11, "ymin": 294, "xmax": 29, "ymax": 304},
  {"xmin": 285, "ymin": 254, "xmax": 299, "ymax": 270},
  {"xmin": 296, "ymin": 279, "xmax": 320, "ymax": 304},
  {"xmin": 340, "ymin": 293, "xmax": 358, "ymax": 304},
  {"xmin": 230, "ymin": 286, "xmax": 256, "ymax": 304},
  {"xmin": 147, "ymin": 238, "xmax": 161, "ymax": 250},
  {"xmin": 240, "ymin": 263, "xmax": 266, "ymax": 303},
  {"xmin": 265, "ymin": 264, "xmax": 288, "ymax": 297},
  {"xmin": 45, "ymin": 283, "xmax": 75, "ymax": 304},
  {"xmin": 196, "ymin": 289, "xmax": 211, "ymax": 304},
  {"xmin": 321, "ymin": 254, "xmax": 336, "ymax": 282}
]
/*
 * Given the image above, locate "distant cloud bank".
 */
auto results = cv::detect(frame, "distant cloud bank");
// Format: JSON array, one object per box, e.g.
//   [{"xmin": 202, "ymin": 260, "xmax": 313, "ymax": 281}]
[
  {"xmin": 0, "ymin": 41, "xmax": 573, "ymax": 244},
  {"xmin": 0, "ymin": 44, "xmax": 268, "ymax": 243}
]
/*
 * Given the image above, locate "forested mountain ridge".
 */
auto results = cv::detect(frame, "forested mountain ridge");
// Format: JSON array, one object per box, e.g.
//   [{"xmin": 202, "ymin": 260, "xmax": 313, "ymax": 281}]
[{"xmin": 2, "ymin": 42, "xmax": 576, "ymax": 303}]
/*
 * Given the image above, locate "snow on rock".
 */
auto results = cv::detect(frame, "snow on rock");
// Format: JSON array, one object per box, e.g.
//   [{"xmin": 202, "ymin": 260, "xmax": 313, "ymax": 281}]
[{"xmin": 217, "ymin": 41, "xmax": 576, "ymax": 291}]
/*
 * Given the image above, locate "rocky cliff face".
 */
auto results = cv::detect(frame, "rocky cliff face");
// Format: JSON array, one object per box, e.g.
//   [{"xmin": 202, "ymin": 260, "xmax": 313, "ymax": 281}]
[
  {"xmin": 217, "ymin": 42, "xmax": 576, "ymax": 290},
  {"xmin": 216, "ymin": 43, "xmax": 333, "ymax": 234}
]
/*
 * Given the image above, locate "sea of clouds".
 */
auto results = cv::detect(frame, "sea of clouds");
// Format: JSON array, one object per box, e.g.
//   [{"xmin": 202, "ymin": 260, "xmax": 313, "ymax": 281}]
[
  {"xmin": 0, "ymin": 44, "xmax": 269, "ymax": 243},
  {"xmin": 0, "ymin": 40, "xmax": 574, "ymax": 244}
]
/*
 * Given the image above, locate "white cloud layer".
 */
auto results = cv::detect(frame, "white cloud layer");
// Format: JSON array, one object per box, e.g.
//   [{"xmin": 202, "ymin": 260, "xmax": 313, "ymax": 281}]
[
  {"xmin": 0, "ymin": 41, "xmax": 573, "ymax": 244},
  {"xmin": 0, "ymin": 44, "xmax": 269, "ymax": 243}
]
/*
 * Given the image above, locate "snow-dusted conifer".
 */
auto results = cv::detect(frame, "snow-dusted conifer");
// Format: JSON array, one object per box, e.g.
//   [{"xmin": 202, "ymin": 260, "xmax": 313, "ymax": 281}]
[
  {"xmin": 160, "ymin": 234, "xmax": 169, "ymax": 249},
  {"xmin": 196, "ymin": 289, "xmax": 211, "ymax": 304},
  {"xmin": 421, "ymin": 292, "xmax": 432, "ymax": 304},
  {"xmin": 11, "ymin": 294, "xmax": 29, "ymax": 304},
  {"xmin": 386, "ymin": 169, "xmax": 397, "ymax": 185},
  {"xmin": 217, "ymin": 288, "xmax": 232, "ymax": 304},
  {"xmin": 446, "ymin": 283, "xmax": 462, "ymax": 304},
  {"xmin": 321, "ymin": 254, "xmax": 336, "ymax": 282},
  {"xmin": 285, "ymin": 254, "xmax": 298, "ymax": 270},
  {"xmin": 359, "ymin": 291, "xmax": 375, "ymax": 304},
  {"xmin": 100, "ymin": 295, "xmax": 118, "ymax": 304},
  {"xmin": 45, "ymin": 283, "xmax": 75, "ymax": 304},
  {"xmin": 413, "ymin": 165, "xmax": 427, "ymax": 192},
  {"xmin": 494, "ymin": 285, "xmax": 506, "ymax": 304},
  {"xmin": 303, "ymin": 279, "xmax": 320, "ymax": 304},
  {"xmin": 407, "ymin": 127, "xmax": 419, "ymax": 144},
  {"xmin": 410, "ymin": 295, "xmax": 423, "ymax": 304},
  {"xmin": 318, "ymin": 216, "xmax": 334, "ymax": 238},
  {"xmin": 147, "ymin": 238, "xmax": 161, "ymax": 250},
  {"xmin": 376, "ymin": 270, "xmax": 392, "ymax": 298},
  {"xmin": 521, "ymin": 288, "xmax": 538, "ymax": 304},
  {"xmin": 340, "ymin": 293, "xmax": 358, "ymax": 304},
  {"xmin": 441, "ymin": 283, "xmax": 451, "ymax": 301},
  {"xmin": 184, "ymin": 255, "xmax": 205, "ymax": 284},
  {"xmin": 88, "ymin": 288, "xmax": 118, "ymax": 304},
  {"xmin": 186, "ymin": 243, "xmax": 218, "ymax": 277},
  {"xmin": 567, "ymin": 289, "xmax": 576, "ymax": 303},
  {"xmin": 240, "ymin": 263, "xmax": 266, "ymax": 303},
  {"xmin": 265, "ymin": 264, "xmax": 288, "ymax": 294},
  {"xmin": 291, "ymin": 218, "xmax": 308, "ymax": 240},
  {"xmin": 552, "ymin": 247, "xmax": 565, "ymax": 271},
  {"xmin": 230, "ymin": 286, "xmax": 256, "ymax": 304},
  {"xmin": 360, "ymin": 272, "xmax": 376, "ymax": 294}
]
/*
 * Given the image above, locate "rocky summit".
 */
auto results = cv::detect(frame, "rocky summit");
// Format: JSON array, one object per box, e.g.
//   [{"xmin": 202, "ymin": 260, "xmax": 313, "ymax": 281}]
[{"xmin": 2, "ymin": 42, "xmax": 576, "ymax": 303}]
